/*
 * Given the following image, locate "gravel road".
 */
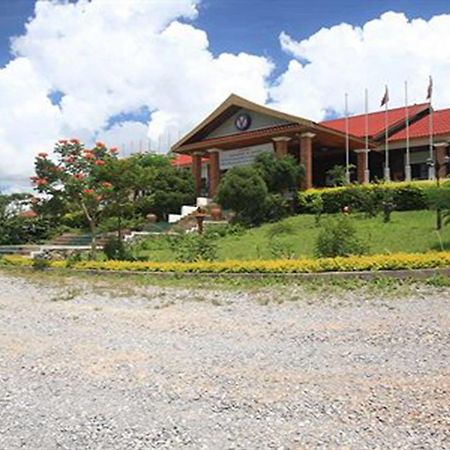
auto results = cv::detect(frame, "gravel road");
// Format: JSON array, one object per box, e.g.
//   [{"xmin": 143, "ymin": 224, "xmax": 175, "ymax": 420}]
[{"xmin": 0, "ymin": 271, "xmax": 449, "ymax": 449}]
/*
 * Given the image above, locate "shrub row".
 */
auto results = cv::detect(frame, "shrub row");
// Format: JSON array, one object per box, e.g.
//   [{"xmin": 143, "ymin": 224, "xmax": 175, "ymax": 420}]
[
  {"xmin": 298, "ymin": 181, "xmax": 450, "ymax": 214},
  {"xmin": 2, "ymin": 252, "xmax": 450, "ymax": 274}
]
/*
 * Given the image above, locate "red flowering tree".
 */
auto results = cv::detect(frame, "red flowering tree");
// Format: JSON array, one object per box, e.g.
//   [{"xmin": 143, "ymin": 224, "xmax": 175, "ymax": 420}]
[{"xmin": 32, "ymin": 139, "xmax": 119, "ymax": 257}]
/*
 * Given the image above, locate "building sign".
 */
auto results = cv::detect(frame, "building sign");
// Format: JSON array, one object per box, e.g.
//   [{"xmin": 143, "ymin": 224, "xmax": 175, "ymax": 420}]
[{"xmin": 220, "ymin": 143, "xmax": 274, "ymax": 170}]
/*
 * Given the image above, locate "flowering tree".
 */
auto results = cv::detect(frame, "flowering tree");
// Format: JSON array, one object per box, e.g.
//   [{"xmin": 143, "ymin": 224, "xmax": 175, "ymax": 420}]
[{"xmin": 32, "ymin": 139, "xmax": 119, "ymax": 257}]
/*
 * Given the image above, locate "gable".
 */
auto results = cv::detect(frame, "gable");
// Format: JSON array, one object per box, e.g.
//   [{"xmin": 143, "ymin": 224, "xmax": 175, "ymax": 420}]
[
  {"xmin": 206, "ymin": 108, "xmax": 292, "ymax": 139},
  {"xmin": 172, "ymin": 93, "xmax": 318, "ymax": 152}
]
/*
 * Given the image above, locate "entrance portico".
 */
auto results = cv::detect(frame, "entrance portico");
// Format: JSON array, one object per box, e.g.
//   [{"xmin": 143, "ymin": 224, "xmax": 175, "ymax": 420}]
[{"xmin": 172, "ymin": 94, "xmax": 368, "ymax": 196}]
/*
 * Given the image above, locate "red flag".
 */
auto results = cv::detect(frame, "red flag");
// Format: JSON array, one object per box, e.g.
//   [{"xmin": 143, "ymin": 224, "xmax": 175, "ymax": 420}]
[
  {"xmin": 380, "ymin": 85, "xmax": 389, "ymax": 107},
  {"xmin": 426, "ymin": 75, "xmax": 433, "ymax": 100}
]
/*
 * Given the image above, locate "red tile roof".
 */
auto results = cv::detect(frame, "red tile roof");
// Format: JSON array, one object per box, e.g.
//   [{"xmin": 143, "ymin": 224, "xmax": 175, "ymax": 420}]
[
  {"xmin": 390, "ymin": 108, "xmax": 450, "ymax": 141},
  {"xmin": 321, "ymin": 103, "xmax": 429, "ymax": 138},
  {"xmin": 171, "ymin": 154, "xmax": 207, "ymax": 167}
]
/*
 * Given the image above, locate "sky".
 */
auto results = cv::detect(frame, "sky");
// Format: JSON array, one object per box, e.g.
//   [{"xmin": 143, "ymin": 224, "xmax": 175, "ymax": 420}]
[{"xmin": 1, "ymin": 0, "xmax": 450, "ymax": 189}]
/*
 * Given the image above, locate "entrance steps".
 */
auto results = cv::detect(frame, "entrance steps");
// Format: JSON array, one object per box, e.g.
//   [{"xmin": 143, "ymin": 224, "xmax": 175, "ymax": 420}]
[{"xmin": 168, "ymin": 197, "xmax": 211, "ymax": 224}]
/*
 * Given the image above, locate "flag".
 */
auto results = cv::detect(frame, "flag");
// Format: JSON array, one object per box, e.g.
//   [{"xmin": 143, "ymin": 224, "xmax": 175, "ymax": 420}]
[
  {"xmin": 426, "ymin": 75, "xmax": 433, "ymax": 100},
  {"xmin": 380, "ymin": 85, "xmax": 389, "ymax": 107}
]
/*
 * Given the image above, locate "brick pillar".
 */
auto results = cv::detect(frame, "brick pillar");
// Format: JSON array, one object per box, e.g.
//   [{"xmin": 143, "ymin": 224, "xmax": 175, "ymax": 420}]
[
  {"xmin": 355, "ymin": 149, "xmax": 370, "ymax": 184},
  {"xmin": 192, "ymin": 152, "xmax": 202, "ymax": 197},
  {"xmin": 272, "ymin": 136, "xmax": 291, "ymax": 158},
  {"xmin": 435, "ymin": 143, "xmax": 449, "ymax": 180},
  {"xmin": 209, "ymin": 149, "xmax": 220, "ymax": 198},
  {"xmin": 300, "ymin": 132, "xmax": 315, "ymax": 190}
]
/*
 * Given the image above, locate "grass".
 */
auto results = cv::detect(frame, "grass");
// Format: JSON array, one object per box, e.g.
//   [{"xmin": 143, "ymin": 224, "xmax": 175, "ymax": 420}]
[
  {"xmin": 2, "ymin": 265, "xmax": 450, "ymax": 299},
  {"xmin": 135, "ymin": 210, "xmax": 450, "ymax": 261}
]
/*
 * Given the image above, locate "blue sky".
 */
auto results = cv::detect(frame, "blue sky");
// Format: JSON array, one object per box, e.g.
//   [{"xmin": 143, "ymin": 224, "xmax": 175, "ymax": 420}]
[
  {"xmin": 2, "ymin": 0, "xmax": 450, "ymax": 72},
  {"xmin": 1, "ymin": 0, "xmax": 450, "ymax": 187}
]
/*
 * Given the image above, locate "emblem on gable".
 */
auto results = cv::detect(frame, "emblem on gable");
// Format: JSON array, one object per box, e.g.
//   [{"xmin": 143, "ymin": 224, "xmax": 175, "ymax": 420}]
[{"xmin": 234, "ymin": 113, "xmax": 251, "ymax": 131}]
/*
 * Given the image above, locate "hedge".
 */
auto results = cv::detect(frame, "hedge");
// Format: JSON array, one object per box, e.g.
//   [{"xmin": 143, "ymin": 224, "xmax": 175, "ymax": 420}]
[
  {"xmin": 298, "ymin": 180, "xmax": 450, "ymax": 214},
  {"xmin": 2, "ymin": 252, "xmax": 450, "ymax": 274}
]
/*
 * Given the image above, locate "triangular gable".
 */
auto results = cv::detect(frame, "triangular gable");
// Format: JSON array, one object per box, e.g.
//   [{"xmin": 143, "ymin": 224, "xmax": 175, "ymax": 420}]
[
  {"xmin": 172, "ymin": 94, "xmax": 314, "ymax": 151},
  {"xmin": 207, "ymin": 108, "xmax": 291, "ymax": 139}
]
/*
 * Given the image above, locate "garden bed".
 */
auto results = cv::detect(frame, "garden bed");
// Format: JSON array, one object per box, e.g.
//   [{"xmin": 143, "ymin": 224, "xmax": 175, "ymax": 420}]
[{"xmin": 3, "ymin": 251, "xmax": 450, "ymax": 275}]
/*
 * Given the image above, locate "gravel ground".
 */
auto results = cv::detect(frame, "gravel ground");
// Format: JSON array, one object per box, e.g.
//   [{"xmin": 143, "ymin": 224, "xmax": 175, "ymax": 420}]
[{"xmin": 0, "ymin": 271, "xmax": 449, "ymax": 450}]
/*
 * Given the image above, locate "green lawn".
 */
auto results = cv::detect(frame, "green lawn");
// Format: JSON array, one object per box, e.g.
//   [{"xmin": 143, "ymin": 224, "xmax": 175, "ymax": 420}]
[{"xmin": 137, "ymin": 210, "xmax": 450, "ymax": 261}]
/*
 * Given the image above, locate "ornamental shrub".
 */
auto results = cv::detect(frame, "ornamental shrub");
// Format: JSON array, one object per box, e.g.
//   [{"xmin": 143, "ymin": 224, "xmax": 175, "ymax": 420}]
[
  {"xmin": 216, "ymin": 166, "xmax": 268, "ymax": 225},
  {"xmin": 103, "ymin": 237, "xmax": 129, "ymax": 261},
  {"xmin": 298, "ymin": 181, "xmax": 440, "ymax": 214},
  {"xmin": 264, "ymin": 193, "xmax": 290, "ymax": 223},
  {"xmin": 32, "ymin": 255, "xmax": 51, "ymax": 271},
  {"xmin": 3, "ymin": 251, "xmax": 450, "ymax": 273},
  {"xmin": 169, "ymin": 234, "xmax": 218, "ymax": 263},
  {"xmin": 315, "ymin": 215, "xmax": 368, "ymax": 258},
  {"xmin": 254, "ymin": 152, "xmax": 304, "ymax": 193}
]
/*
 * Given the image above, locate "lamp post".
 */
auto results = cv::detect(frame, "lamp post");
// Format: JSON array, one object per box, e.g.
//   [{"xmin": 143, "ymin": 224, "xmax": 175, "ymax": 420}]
[{"xmin": 426, "ymin": 151, "xmax": 450, "ymax": 230}]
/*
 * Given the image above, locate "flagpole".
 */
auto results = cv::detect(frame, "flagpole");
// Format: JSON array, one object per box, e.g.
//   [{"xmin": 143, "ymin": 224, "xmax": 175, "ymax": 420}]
[
  {"xmin": 428, "ymin": 95, "xmax": 434, "ymax": 181},
  {"xmin": 364, "ymin": 88, "xmax": 370, "ymax": 183},
  {"xmin": 384, "ymin": 88, "xmax": 390, "ymax": 182},
  {"xmin": 345, "ymin": 93, "xmax": 350, "ymax": 183},
  {"xmin": 404, "ymin": 81, "xmax": 411, "ymax": 181}
]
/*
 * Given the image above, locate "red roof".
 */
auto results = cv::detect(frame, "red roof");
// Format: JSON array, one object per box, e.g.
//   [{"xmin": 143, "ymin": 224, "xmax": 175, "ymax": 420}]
[
  {"xmin": 171, "ymin": 154, "xmax": 207, "ymax": 167},
  {"xmin": 390, "ymin": 108, "xmax": 450, "ymax": 141},
  {"xmin": 321, "ymin": 103, "xmax": 429, "ymax": 138}
]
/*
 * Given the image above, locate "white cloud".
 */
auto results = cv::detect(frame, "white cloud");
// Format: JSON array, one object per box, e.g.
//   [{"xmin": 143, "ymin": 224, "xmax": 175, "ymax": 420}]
[
  {"xmin": 96, "ymin": 121, "xmax": 150, "ymax": 156},
  {"xmin": 1, "ymin": 0, "xmax": 272, "ymax": 188},
  {"xmin": 2, "ymin": 5, "xmax": 450, "ymax": 190},
  {"xmin": 271, "ymin": 12, "xmax": 450, "ymax": 120},
  {"xmin": 0, "ymin": 57, "xmax": 62, "ymax": 186}
]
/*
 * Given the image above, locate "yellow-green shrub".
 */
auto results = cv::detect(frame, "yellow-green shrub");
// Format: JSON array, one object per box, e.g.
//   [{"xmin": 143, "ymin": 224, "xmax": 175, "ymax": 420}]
[
  {"xmin": 2, "ymin": 251, "xmax": 450, "ymax": 274},
  {"xmin": 298, "ymin": 180, "xmax": 450, "ymax": 214}
]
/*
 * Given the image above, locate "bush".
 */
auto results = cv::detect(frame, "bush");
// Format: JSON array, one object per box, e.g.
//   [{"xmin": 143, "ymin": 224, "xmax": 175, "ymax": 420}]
[
  {"xmin": 254, "ymin": 152, "xmax": 304, "ymax": 193},
  {"xmin": 266, "ymin": 221, "xmax": 295, "ymax": 240},
  {"xmin": 204, "ymin": 223, "xmax": 244, "ymax": 239},
  {"xmin": 0, "ymin": 216, "xmax": 57, "ymax": 245},
  {"xmin": 169, "ymin": 234, "xmax": 218, "ymax": 262},
  {"xmin": 326, "ymin": 164, "xmax": 355, "ymax": 187},
  {"xmin": 298, "ymin": 181, "xmax": 439, "ymax": 215},
  {"xmin": 315, "ymin": 215, "xmax": 368, "ymax": 258},
  {"xmin": 264, "ymin": 193, "xmax": 290, "ymax": 223},
  {"xmin": 5, "ymin": 251, "xmax": 450, "ymax": 274},
  {"xmin": 32, "ymin": 256, "xmax": 51, "ymax": 271},
  {"xmin": 103, "ymin": 237, "xmax": 135, "ymax": 261},
  {"xmin": 216, "ymin": 166, "xmax": 268, "ymax": 225}
]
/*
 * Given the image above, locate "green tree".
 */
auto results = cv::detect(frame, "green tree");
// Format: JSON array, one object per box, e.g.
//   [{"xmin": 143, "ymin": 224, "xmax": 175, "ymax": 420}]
[
  {"xmin": 216, "ymin": 166, "xmax": 268, "ymax": 225},
  {"xmin": 0, "ymin": 193, "xmax": 54, "ymax": 245},
  {"xmin": 254, "ymin": 152, "xmax": 304, "ymax": 193},
  {"xmin": 132, "ymin": 154, "xmax": 195, "ymax": 220},
  {"xmin": 32, "ymin": 139, "xmax": 119, "ymax": 257}
]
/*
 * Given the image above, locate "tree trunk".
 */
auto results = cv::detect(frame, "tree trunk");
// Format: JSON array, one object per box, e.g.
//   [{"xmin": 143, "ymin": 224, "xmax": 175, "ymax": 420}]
[{"xmin": 90, "ymin": 220, "xmax": 97, "ymax": 260}]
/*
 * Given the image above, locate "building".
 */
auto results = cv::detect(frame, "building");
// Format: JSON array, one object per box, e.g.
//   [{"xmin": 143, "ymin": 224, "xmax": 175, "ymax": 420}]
[{"xmin": 171, "ymin": 94, "xmax": 450, "ymax": 197}]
